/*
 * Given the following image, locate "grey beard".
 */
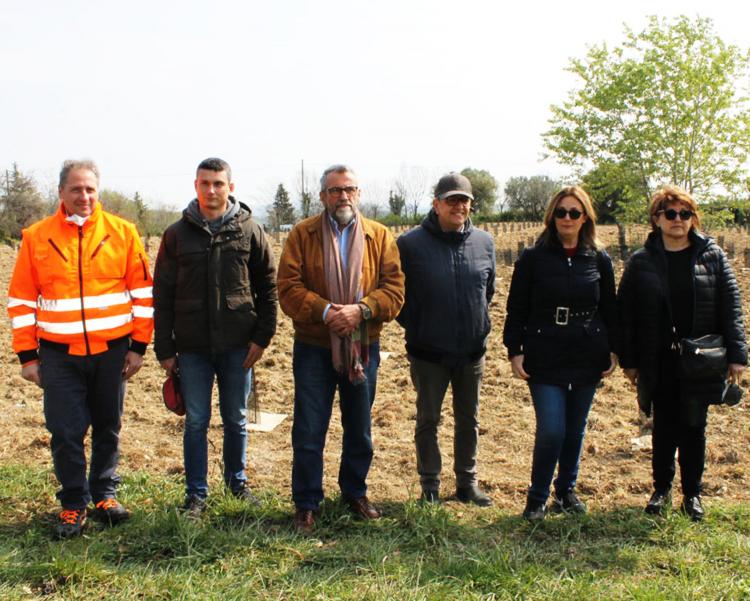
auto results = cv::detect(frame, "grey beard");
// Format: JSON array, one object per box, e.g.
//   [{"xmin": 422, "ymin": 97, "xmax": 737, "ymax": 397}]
[{"xmin": 334, "ymin": 206, "xmax": 354, "ymax": 225}]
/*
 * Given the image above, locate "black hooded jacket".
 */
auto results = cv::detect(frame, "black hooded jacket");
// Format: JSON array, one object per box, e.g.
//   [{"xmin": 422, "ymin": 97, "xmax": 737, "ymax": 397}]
[
  {"xmin": 503, "ymin": 238, "xmax": 618, "ymax": 387},
  {"xmin": 396, "ymin": 210, "xmax": 495, "ymax": 366},
  {"xmin": 617, "ymin": 229, "xmax": 747, "ymax": 413},
  {"xmin": 153, "ymin": 198, "xmax": 278, "ymax": 359}
]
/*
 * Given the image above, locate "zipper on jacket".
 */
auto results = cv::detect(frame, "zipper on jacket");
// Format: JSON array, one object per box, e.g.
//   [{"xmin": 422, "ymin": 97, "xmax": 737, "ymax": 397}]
[
  {"xmin": 91, "ymin": 234, "xmax": 110, "ymax": 259},
  {"xmin": 78, "ymin": 226, "xmax": 91, "ymax": 355},
  {"xmin": 48, "ymin": 238, "xmax": 68, "ymax": 262}
]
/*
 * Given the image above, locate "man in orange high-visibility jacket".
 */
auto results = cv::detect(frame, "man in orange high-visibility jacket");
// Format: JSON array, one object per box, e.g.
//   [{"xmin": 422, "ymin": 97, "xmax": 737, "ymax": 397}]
[{"xmin": 7, "ymin": 159, "xmax": 154, "ymax": 539}]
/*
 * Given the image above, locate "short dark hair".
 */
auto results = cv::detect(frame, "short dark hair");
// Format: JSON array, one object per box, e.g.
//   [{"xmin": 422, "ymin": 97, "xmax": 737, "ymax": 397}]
[
  {"xmin": 59, "ymin": 159, "xmax": 100, "ymax": 189},
  {"xmin": 196, "ymin": 157, "xmax": 232, "ymax": 182}
]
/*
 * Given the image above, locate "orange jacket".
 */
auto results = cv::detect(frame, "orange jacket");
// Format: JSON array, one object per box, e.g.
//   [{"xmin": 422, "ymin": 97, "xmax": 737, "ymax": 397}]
[
  {"xmin": 277, "ymin": 212, "xmax": 404, "ymax": 347},
  {"xmin": 7, "ymin": 202, "xmax": 154, "ymax": 362}
]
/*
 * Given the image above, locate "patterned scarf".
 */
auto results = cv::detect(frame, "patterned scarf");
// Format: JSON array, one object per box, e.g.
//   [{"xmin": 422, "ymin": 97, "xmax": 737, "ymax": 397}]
[{"xmin": 321, "ymin": 210, "xmax": 369, "ymax": 384}]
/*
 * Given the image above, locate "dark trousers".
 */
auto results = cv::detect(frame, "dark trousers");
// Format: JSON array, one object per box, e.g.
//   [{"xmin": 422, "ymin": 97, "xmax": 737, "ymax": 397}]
[
  {"xmin": 409, "ymin": 355, "xmax": 484, "ymax": 491},
  {"xmin": 40, "ymin": 339, "xmax": 127, "ymax": 509},
  {"xmin": 291, "ymin": 340, "xmax": 380, "ymax": 510},
  {"xmin": 652, "ymin": 376, "xmax": 709, "ymax": 497}
]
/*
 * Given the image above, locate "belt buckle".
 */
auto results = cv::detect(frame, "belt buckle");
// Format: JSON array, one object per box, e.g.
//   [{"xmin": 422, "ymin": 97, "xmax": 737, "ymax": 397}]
[{"xmin": 555, "ymin": 306, "xmax": 569, "ymax": 325}]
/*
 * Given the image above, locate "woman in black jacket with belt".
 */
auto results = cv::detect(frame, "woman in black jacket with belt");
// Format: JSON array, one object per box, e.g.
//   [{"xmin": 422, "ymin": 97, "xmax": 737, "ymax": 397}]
[
  {"xmin": 618, "ymin": 186, "xmax": 747, "ymax": 521},
  {"xmin": 504, "ymin": 186, "xmax": 618, "ymax": 521}
]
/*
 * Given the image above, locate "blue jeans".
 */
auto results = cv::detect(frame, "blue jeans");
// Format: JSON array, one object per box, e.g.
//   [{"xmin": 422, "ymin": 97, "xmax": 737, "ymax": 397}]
[
  {"xmin": 291, "ymin": 340, "xmax": 380, "ymax": 510},
  {"xmin": 179, "ymin": 348, "xmax": 252, "ymax": 499},
  {"xmin": 527, "ymin": 382, "xmax": 596, "ymax": 505}
]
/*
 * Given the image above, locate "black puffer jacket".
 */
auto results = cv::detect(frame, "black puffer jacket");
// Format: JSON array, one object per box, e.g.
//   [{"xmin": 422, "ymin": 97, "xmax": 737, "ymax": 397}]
[
  {"xmin": 503, "ymin": 239, "xmax": 618, "ymax": 387},
  {"xmin": 396, "ymin": 210, "xmax": 495, "ymax": 366},
  {"xmin": 153, "ymin": 199, "xmax": 278, "ymax": 359},
  {"xmin": 617, "ymin": 230, "xmax": 747, "ymax": 413}
]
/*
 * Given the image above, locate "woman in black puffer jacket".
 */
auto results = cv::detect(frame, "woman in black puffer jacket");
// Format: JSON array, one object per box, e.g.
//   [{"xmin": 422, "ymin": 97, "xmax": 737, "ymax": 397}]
[
  {"xmin": 504, "ymin": 186, "xmax": 619, "ymax": 521},
  {"xmin": 618, "ymin": 186, "xmax": 747, "ymax": 521}
]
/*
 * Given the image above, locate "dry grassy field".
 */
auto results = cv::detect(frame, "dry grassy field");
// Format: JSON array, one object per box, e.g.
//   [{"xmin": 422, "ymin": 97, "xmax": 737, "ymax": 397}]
[{"xmin": 2, "ymin": 224, "xmax": 749, "ymax": 514}]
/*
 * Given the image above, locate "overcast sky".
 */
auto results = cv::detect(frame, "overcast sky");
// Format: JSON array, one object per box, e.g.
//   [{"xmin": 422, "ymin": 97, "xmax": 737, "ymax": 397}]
[{"xmin": 1, "ymin": 0, "xmax": 748, "ymax": 214}]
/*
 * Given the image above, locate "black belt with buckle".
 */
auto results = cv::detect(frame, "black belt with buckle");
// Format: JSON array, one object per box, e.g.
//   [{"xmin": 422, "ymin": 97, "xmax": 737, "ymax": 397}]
[{"xmin": 554, "ymin": 306, "xmax": 596, "ymax": 326}]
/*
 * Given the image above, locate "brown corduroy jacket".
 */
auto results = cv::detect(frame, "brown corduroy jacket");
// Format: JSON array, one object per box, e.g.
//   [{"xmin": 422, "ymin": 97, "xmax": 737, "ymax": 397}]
[{"xmin": 277, "ymin": 212, "xmax": 405, "ymax": 347}]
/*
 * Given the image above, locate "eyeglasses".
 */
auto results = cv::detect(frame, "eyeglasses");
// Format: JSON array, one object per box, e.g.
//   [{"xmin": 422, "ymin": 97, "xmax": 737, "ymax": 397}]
[
  {"xmin": 443, "ymin": 196, "xmax": 471, "ymax": 206},
  {"xmin": 658, "ymin": 208, "xmax": 694, "ymax": 221},
  {"xmin": 326, "ymin": 186, "xmax": 359, "ymax": 197},
  {"xmin": 553, "ymin": 207, "xmax": 583, "ymax": 220}
]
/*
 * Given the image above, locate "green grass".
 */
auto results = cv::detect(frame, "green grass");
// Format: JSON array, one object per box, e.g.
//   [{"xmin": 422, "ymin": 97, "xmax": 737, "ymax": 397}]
[{"xmin": 1, "ymin": 465, "xmax": 749, "ymax": 600}]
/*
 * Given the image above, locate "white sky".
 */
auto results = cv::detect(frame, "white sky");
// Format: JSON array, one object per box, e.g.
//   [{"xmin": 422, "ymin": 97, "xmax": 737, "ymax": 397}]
[{"xmin": 1, "ymin": 0, "xmax": 748, "ymax": 214}]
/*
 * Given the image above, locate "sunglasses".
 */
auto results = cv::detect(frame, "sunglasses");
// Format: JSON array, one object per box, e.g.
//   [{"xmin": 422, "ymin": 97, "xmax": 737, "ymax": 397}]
[
  {"xmin": 443, "ymin": 196, "xmax": 471, "ymax": 206},
  {"xmin": 658, "ymin": 208, "xmax": 694, "ymax": 221},
  {"xmin": 553, "ymin": 207, "xmax": 583, "ymax": 220}
]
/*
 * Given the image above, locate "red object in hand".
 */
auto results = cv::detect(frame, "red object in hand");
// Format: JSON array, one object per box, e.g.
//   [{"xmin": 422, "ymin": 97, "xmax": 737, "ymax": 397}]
[{"xmin": 163, "ymin": 373, "xmax": 185, "ymax": 416}]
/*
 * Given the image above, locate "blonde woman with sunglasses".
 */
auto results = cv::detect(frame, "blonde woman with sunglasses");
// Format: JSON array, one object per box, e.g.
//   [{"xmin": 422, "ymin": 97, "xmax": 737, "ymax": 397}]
[{"xmin": 503, "ymin": 186, "xmax": 619, "ymax": 521}]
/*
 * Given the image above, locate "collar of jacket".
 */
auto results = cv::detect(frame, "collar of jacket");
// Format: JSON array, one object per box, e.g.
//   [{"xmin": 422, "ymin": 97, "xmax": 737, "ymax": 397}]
[
  {"xmin": 55, "ymin": 200, "xmax": 103, "ymax": 228},
  {"xmin": 644, "ymin": 228, "xmax": 710, "ymax": 255},
  {"xmin": 182, "ymin": 196, "xmax": 251, "ymax": 232},
  {"xmin": 539, "ymin": 233, "xmax": 597, "ymax": 258},
  {"xmin": 421, "ymin": 208, "xmax": 472, "ymax": 243},
  {"xmin": 305, "ymin": 210, "xmax": 376, "ymax": 239}
]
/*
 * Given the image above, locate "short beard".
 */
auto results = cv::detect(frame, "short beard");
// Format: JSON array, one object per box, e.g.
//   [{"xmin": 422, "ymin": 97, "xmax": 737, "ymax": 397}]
[{"xmin": 333, "ymin": 206, "xmax": 354, "ymax": 226}]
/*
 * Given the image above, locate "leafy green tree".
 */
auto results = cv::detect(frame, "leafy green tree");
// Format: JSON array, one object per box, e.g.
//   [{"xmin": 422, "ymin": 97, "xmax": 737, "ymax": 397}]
[
  {"xmin": 387, "ymin": 189, "xmax": 406, "ymax": 217},
  {"xmin": 504, "ymin": 175, "xmax": 560, "ymax": 220},
  {"xmin": 267, "ymin": 183, "xmax": 295, "ymax": 231},
  {"xmin": 460, "ymin": 168, "xmax": 498, "ymax": 215},
  {"xmin": 544, "ymin": 16, "xmax": 750, "ymax": 210},
  {"xmin": 581, "ymin": 161, "xmax": 643, "ymax": 223},
  {"xmin": 0, "ymin": 164, "xmax": 47, "ymax": 241}
]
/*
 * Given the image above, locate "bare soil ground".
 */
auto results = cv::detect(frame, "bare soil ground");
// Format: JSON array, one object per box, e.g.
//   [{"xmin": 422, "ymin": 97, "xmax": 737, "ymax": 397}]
[{"xmin": 2, "ymin": 225, "xmax": 749, "ymax": 513}]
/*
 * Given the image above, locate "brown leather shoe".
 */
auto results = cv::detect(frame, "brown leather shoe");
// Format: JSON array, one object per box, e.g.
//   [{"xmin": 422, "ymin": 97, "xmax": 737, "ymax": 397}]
[
  {"xmin": 345, "ymin": 496, "xmax": 380, "ymax": 520},
  {"xmin": 293, "ymin": 508, "xmax": 315, "ymax": 533}
]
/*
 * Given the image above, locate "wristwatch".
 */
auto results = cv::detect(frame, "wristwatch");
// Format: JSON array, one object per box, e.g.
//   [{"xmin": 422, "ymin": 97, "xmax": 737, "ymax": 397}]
[{"xmin": 358, "ymin": 302, "xmax": 372, "ymax": 321}]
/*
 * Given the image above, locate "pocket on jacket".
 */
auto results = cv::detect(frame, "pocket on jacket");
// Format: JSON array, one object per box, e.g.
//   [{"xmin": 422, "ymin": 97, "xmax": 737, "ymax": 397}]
[
  {"xmin": 35, "ymin": 248, "xmax": 73, "ymax": 286},
  {"xmin": 90, "ymin": 244, "xmax": 126, "ymax": 280},
  {"xmin": 582, "ymin": 323, "xmax": 610, "ymax": 370},
  {"xmin": 226, "ymin": 294, "xmax": 253, "ymax": 312},
  {"xmin": 522, "ymin": 326, "xmax": 559, "ymax": 371}
]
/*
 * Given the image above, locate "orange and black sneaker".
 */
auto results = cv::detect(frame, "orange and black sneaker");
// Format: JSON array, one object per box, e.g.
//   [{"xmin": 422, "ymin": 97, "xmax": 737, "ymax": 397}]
[
  {"xmin": 93, "ymin": 498, "xmax": 130, "ymax": 525},
  {"xmin": 56, "ymin": 508, "xmax": 87, "ymax": 539}
]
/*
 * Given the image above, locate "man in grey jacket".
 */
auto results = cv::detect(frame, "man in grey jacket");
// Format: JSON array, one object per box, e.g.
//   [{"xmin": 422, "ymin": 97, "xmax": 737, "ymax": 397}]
[
  {"xmin": 396, "ymin": 172, "xmax": 496, "ymax": 505},
  {"xmin": 153, "ymin": 157, "xmax": 277, "ymax": 515}
]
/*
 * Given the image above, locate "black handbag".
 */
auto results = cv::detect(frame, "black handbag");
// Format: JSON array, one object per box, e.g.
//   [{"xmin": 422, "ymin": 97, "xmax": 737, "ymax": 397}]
[
  {"xmin": 678, "ymin": 334, "xmax": 728, "ymax": 380},
  {"xmin": 659, "ymin": 259, "xmax": 728, "ymax": 381}
]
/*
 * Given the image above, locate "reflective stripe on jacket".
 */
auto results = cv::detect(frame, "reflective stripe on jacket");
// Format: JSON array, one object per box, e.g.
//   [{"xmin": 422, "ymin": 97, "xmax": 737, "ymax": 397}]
[{"xmin": 7, "ymin": 202, "xmax": 154, "ymax": 361}]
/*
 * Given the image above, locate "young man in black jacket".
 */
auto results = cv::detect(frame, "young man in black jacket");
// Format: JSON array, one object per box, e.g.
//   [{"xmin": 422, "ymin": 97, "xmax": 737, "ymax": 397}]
[
  {"xmin": 396, "ymin": 173, "xmax": 496, "ymax": 505},
  {"xmin": 153, "ymin": 158, "xmax": 277, "ymax": 515}
]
